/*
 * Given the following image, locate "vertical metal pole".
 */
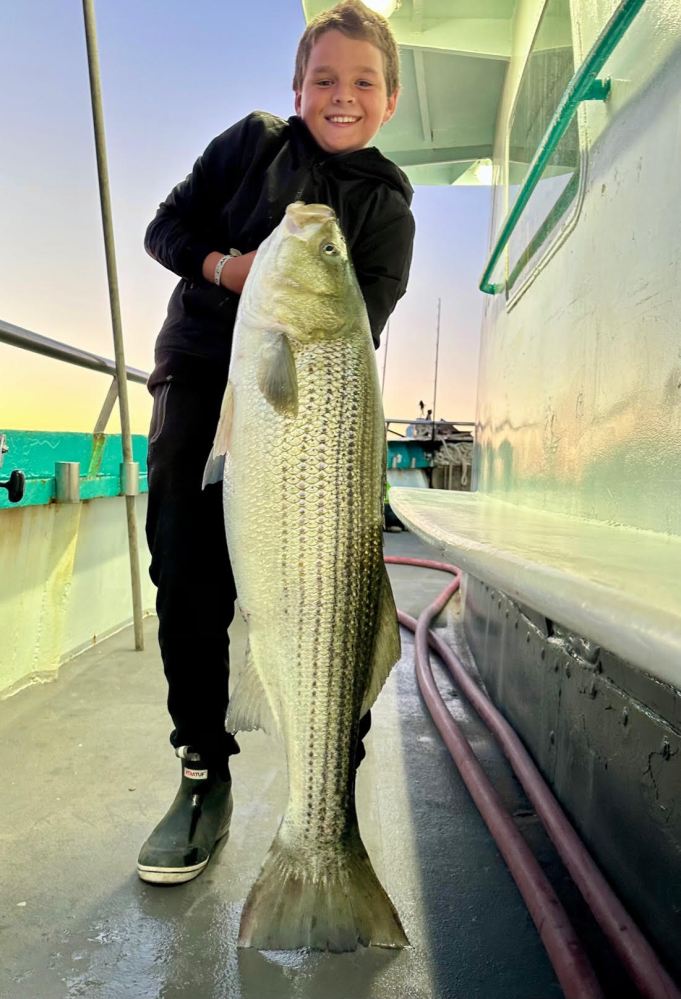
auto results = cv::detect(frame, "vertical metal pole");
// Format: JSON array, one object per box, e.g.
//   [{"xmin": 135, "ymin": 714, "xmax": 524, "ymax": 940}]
[
  {"xmin": 82, "ymin": 0, "xmax": 144, "ymax": 650},
  {"xmin": 432, "ymin": 297, "xmax": 441, "ymax": 441},
  {"xmin": 381, "ymin": 319, "xmax": 391, "ymax": 397}
]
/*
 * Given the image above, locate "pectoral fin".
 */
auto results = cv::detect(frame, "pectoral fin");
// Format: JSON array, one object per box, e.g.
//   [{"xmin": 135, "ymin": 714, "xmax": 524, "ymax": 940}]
[
  {"xmin": 257, "ymin": 331, "xmax": 298, "ymax": 416},
  {"xmin": 202, "ymin": 381, "xmax": 234, "ymax": 487},
  {"xmin": 361, "ymin": 565, "xmax": 401, "ymax": 716}
]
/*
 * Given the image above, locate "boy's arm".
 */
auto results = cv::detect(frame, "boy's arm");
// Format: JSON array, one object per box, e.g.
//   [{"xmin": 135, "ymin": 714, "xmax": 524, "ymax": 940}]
[
  {"xmin": 201, "ymin": 250, "xmax": 257, "ymax": 294},
  {"xmin": 144, "ymin": 115, "xmax": 254, "ymax": 285},
  {"xmin": 352, "ymin": 208, "xmax": 415, "ymax": 349}
]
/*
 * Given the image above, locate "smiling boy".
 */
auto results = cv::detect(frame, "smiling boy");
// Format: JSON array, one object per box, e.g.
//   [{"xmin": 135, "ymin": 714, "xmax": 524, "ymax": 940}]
[
  {"xmin": 294, "ymin": 26, "xmax": 397, "ymax": 154},
  {"xmin": 139, "ymin": 0, "xmax": 414, "ymax": 885}
]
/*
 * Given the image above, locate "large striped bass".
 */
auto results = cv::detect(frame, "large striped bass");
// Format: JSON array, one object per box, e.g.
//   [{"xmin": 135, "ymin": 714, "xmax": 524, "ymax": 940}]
[{"xmin": 203, "ymin": 202, "xmax": 407, "ymax": 952}]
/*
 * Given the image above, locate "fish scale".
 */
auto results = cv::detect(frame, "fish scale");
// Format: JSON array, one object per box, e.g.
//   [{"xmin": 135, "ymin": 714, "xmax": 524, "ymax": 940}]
[{"xmin": 204, "ymin": 202, "xmax": 407, "ymax": 951}]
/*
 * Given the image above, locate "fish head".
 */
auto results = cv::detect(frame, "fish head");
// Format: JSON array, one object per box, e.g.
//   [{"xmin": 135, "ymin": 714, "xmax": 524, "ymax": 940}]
[{"xmin": 243, "ymin": 202, "xmax": 365, "ymax": 344}]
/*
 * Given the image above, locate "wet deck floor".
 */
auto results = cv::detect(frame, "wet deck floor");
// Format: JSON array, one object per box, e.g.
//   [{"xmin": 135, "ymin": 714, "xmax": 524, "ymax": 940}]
[{"xmin": 0, "ymin": 532, "xmax": 563, "ymax": 999}]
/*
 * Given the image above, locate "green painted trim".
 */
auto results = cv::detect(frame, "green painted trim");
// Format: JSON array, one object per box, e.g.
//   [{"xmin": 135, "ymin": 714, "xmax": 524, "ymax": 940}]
[
  {"xmin": 506, "ymin": 170, "xmax": 580, "ymax": 291},
  {"xmin": 583, "ymin": 77, "xmax": 612, "ymax": 101},
  {"xmin": 479, "ymin": 0, "xmax": 645, "ymax": 295},
  {"xmin": 0, "ymin": 431, "xmax": 149, "ymax": 509}
]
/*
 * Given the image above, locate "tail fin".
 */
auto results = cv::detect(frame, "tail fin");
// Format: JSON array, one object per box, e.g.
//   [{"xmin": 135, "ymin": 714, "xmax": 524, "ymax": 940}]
[{"xmin": 238, "ymin": 821, "xmax": 409, "ymax": 952}]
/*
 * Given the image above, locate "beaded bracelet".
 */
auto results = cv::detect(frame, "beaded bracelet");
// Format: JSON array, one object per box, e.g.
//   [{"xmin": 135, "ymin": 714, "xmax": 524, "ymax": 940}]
[{"xmin": 214, "ymin": 248, "xmax": 242, "ymax": 286}]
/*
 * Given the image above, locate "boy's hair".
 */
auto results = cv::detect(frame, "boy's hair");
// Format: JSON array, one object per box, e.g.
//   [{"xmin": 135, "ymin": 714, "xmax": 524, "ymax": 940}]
[{"xmin": 293, "ymin": 1, "xmax": 400, "ymax": 98}]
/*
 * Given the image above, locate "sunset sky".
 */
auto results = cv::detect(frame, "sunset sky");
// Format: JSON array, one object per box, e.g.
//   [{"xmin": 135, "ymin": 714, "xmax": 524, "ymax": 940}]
[{"xmin": 1, "ymin": 0, "xmax": 491, "ymax": 436}]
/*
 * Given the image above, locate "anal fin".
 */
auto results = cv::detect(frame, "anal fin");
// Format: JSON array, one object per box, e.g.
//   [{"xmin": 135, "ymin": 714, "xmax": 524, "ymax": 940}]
[
  {"xmin": 226, "ymin": 637, "xmax": 278, "ymax": 736},
  {"xmin": 361, "ymin": 565, "xmax": 401, "ymax": 716}
]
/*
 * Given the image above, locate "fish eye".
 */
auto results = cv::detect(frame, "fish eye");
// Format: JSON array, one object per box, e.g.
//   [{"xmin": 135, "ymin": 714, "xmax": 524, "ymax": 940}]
[{"xmin": 321, "ymin": 242, "xmax": 339, "ymax": 257}]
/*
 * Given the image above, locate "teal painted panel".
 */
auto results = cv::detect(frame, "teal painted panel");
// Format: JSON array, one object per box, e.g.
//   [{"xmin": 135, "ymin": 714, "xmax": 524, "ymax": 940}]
[
  {"xmin": 0, "ymin": 431, "xmax": 149, "ymax": 509},
  {"xmin": 387, "ymin": 440, "xmax": 432, "ymax": 470},
  {"xmin": 1, "ymin": 431, "xmax": 148, "ymax": 477}
]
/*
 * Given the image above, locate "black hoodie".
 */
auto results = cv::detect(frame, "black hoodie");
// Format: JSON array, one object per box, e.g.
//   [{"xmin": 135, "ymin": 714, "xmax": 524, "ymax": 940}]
[{"xmin": 145, "ymin": 111, "xmax": 415, "ymax": 388}]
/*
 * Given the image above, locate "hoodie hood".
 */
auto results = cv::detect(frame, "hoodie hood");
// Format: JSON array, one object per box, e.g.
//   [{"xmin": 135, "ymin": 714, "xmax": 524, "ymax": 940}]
[{"xmin": 288, "ymin": 114, "xmax": 413, "ymax": 206}]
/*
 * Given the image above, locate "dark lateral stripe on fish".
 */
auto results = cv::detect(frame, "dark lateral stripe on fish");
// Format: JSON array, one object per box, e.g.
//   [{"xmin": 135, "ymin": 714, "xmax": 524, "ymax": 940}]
[
  {"xmin": 324, "ymin": 347, "xmax": 344, "ymax": 832},
  {"xmin": 341, "ymin": 345, "xmax": 366, "ymax": 808},
  {"xmin": 312, "ymin": 356, "xmax": 333, "ymax": 840},
  {"xmin": 331, "ymin": 345, "xmax": 364, "ymax": 823},
  {"xmin": 304, "ymin": 354, "xmax": 320, "ymax": 840},
  {"xmin": 327, "ymin": 348, "xmax": 350, "ymax": 818},
  {"xmin": 316, "ymin": 348, "xmax": 343, "ymax": 838}
]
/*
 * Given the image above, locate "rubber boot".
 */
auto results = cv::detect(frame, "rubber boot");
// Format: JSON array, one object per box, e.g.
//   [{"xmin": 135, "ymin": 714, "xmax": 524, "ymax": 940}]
[{"xmin": 137, "ymin": 747, "xmax": 233, "ymax": 885}]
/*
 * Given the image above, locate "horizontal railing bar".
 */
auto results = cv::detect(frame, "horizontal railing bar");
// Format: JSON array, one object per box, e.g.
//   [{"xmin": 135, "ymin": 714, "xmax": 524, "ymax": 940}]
[
  {"xmin": 0, "ymin": 318, "xmax": 149, "ymax": 384},
  {"xmin": 385, "ymin": 418, "xmax": 476, "ymax": 427},
  {"xmin": 479, "ymin": 0, "xmax": 645, "ymax": 295}
]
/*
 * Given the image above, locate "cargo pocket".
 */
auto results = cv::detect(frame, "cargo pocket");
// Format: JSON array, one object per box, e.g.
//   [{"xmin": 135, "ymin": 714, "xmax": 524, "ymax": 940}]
[{"xmin": 148, "ymin": 380, "xmax": 172, "ymax": 446}]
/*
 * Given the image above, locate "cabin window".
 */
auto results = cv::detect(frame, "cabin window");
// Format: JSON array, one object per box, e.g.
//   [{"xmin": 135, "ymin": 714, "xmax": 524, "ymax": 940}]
[{"xmin": 507, "ymin": 0, "xmax": 580, "ymax": 293}]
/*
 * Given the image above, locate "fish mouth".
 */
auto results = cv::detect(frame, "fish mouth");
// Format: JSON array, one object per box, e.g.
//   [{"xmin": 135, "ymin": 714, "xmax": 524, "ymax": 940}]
[{"xmin": 286, "ymin": 202, "xmax": 336, "ymax": 234}]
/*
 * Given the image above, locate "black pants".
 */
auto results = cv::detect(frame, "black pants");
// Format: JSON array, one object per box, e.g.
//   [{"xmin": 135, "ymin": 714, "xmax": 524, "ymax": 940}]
[
  {"xmin": 145, "ymin": 377, "xmax": 371, "ymax": 772},
  {"xmin": 145, "ymin": 377, "xmax": 238, "ymax": 769}
]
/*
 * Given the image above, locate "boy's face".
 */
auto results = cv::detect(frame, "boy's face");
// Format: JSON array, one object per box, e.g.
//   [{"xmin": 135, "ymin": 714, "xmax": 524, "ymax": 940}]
[{"xmin": 295, "ymin": 30, "xmax": 398, "ymax": 155}]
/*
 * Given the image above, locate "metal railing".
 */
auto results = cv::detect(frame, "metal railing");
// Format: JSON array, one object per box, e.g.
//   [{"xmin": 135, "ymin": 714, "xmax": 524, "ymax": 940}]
[
  {"xmin": 479, "ymin": 0, "xmax": 646, "ymax": 295},
  {"xmin": 0, "ymin": 318, "xmax": 148, "ymax": 381},
  {"xmin": 0, "ymin": 319, "xmax": 149, "ymax": 433},
  {"xmin": 1, "ymin": 317, "xmax": 150, "ymax": 649},
  {"xmin": 385, "ymin": 417, "xmax": 475, "ymax": 443}
]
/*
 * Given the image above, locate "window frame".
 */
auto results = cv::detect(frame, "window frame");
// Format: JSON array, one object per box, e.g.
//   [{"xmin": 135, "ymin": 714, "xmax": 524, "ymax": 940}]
[{"xmin": 503, "ymin": 0, "xmax": 587, "ymax": 310}]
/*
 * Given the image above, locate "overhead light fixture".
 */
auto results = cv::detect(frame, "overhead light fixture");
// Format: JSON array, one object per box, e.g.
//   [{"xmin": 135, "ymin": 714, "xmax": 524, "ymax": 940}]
[
  {"xmin": 474, "ymin": 160, "xmax": 494, "ymax": 186},
  {"xmin": 363, "ymin": 0, "xmax": 400, "ymax": 17},
  {"xmin": 452, "ymin": 159, "xmax": 494, "ymax": 187}
]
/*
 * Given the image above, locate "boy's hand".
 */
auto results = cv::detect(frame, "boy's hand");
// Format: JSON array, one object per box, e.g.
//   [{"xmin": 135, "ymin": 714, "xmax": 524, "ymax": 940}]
[{"xmin": 202, "ymin": 250, "xmax": 257, "ymax": 294}]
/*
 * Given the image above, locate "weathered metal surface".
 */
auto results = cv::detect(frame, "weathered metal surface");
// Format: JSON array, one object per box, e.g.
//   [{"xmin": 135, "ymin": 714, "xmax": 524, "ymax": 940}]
[
  {"xmin": 464, "ymin": 574, "xmax": 681, "ymax": 983},
  {"xmin": 0, "ymin": 495, "xmax": 155, "ymax": 697}
]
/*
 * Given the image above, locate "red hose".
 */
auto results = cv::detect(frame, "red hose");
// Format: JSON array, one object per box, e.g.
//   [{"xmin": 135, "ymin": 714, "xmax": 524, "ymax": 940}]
[
  {"xmin": 386, "ymin": 554, "xmax": 681, "ymax": 999},
  {"xmin": 389, "ymin": 565, "xmax": 603, "ymax": 999}
]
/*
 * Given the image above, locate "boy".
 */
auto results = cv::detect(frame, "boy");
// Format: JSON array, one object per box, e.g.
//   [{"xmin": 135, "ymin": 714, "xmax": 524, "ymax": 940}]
[{"xmin": 138, "ymin": 0, "xmax": 414, "ymax": 885}]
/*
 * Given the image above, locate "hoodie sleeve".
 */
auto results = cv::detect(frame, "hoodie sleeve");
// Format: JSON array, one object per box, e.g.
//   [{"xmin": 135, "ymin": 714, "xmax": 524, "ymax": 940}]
[
  {"xmin": 144, "ymin": 114, "xmax": 256, "ymax": 283},
  {"xmin": 351, "ymin": 200, "xmax": 415, "ymax": 349}
]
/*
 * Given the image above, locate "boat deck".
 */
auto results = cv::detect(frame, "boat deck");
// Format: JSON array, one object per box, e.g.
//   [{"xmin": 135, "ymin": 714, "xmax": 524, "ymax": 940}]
[{"xmin": 1, "ymin": 532, "xmax": 572, "ymax": 999}]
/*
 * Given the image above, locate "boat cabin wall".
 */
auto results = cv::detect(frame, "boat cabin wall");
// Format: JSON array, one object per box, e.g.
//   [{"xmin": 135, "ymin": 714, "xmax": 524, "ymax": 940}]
[{"xmin": 475, "ymin": 0, "xmax": 681, "ymax": 536}]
